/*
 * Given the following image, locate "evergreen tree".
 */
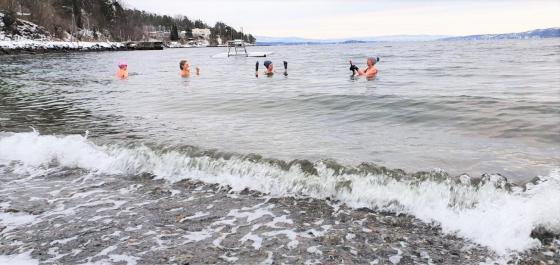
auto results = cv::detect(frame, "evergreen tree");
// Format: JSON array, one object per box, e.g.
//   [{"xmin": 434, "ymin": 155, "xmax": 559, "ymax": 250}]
[
  {"xmin": 247, "ymin": 34, "xmax": 256, "ymax": 44},
  {"xmin": 194, "ymin": 19, "xmax": 205, "ymax": 29},
  {"xmin": 170, "ymin": 24, "xmax": 179, "ymax": 41}
]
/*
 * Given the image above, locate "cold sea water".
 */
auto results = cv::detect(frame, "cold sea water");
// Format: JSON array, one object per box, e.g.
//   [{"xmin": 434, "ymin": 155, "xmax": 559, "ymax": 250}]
[{"xmin": 0, "ymin": 39, "xmax": 559, "ymax": 264}]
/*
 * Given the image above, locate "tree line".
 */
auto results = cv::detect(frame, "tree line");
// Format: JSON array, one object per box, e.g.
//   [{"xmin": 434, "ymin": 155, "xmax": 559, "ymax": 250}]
[{"xmin": 0, "ymin": 0, "xmax": 255, "ymax": 44}]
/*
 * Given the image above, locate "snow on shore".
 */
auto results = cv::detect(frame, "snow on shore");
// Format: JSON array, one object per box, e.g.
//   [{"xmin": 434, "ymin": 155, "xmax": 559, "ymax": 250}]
[
  {"xmin": 0, "ymin": 39, "xmax": 124, "ymax": 51},
  {"xmin": 1, "ymin": 12, "xmax": 123, "ymax": 53}
]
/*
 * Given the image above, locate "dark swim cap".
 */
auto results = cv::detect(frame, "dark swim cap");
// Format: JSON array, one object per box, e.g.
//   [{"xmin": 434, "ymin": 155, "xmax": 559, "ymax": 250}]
[{"xmin": 264, "ymin": 60, "xmax": 272, "ymax": 68}]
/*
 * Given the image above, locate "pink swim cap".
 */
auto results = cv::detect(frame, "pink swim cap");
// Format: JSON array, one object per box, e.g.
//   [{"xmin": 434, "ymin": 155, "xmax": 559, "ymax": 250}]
[{"xmin": 118, "ymin": 62, "xmax": 127, "ymax": 68}]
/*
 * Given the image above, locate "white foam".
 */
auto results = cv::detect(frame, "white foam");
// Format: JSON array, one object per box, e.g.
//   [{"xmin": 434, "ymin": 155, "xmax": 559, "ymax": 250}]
[
  {"xmin": 1, "ymin": 131, "xmax": 559, "ymax": 254},
  {"xmin": 78, "ymin": 254, "xmax": 139, "ymax": 265},
  {"xmin": 46, "ymin": 247, "xmax": 67, "ymax": 263},
  {"xmin": 240, "ymin": 232, "xmax": 263, "ymax": 250},
  {"xmin": 95, "ymin": 200, "xmax": 126, "ymax": 213},
  {"xmin": 0, "ymin": 251, "xmax": 39, "ymax": 265},
  {"xmin": 88, "ymin": 215, "xmax": 111, "ymax": 222},
  {"xmin": 95, "ymin": 245, "xmax": 117, "ymax": 257},
  {"xmin": 179, "ymin": 211, "xmax": 209, "ymax": 222},
  {"xmin": 306, "ymin": 246, "xmax": 323, "ymax": 255},
  {"xmin": 71, "ymin": 190, "xmax": 105, "ymax": 199},
  {"xmin": 261, "ymin": 251, "xmax": 274, "ymax": 265},
  {"xmin": 264, "ymin": 215, "xmax": 293, "ymax": 229},
  {"xmin": 182, "ymin": 229, "xmax": 213, "ymax": 243},
  {"xmin": 50, "ymin": 236, "xmax": 78, "ymax": 245},
  {"xmin": 124, "ymin": 225, "xmax": 142, "ymax": 232},
  {"xmin": 262, "ymin": 229, "xmax": 300, "ymax": 249},
  {"xmin": 228, "ymin": 207, "xmax": 275, "ymax": 223},
  {"xmin": 0, "ymin": 132, "xmax": 115, "ymax": 172},
  {"xmin": 304, "ymin": 225, "xmax": 331, "ymax": 238},
  {"xmin": 389, "ymin": 248, "xmax": 403, "ymax": 264},
  {"xmin": 420, "ymin": 251, "xmax": 434, "ymax": 265},
  {"xmin": 107, "ymin": 254, "xmax": 139, "ymax": 265},
  {"xmin": 0, "ymin": 212, "xmax": 37, "ymax": 233},
  {"xmin": 220, "ymin": 255, "xmax": 239, "ymax": 262}
]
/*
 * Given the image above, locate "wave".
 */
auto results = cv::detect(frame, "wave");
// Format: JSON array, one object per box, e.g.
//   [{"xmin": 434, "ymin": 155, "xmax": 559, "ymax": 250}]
[{"xmin": 0, "ymin": 131, "xmax": 559, "ymax": 254}]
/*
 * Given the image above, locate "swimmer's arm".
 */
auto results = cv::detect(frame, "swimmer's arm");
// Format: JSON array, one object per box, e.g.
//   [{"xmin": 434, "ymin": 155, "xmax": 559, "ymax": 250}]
[
  {"xmin": 365, "ymin": 68, "xmax": 377, "ymax": 78},
  {"xmin": 356, "ymin": 68, "xmax": 367, "ymax": 76}
]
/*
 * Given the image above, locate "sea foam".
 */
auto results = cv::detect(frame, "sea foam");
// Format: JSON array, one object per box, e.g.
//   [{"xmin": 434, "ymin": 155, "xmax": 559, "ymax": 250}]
[{"xmin": 1, "ymin": 131, "xmax": 559, "ymax": 254}]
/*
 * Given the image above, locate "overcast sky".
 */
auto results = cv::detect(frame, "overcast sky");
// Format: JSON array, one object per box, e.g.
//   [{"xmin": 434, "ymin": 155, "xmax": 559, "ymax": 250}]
[{"xmin": 122, "ymin": 0, "xmax": 560, "ymax": 39}]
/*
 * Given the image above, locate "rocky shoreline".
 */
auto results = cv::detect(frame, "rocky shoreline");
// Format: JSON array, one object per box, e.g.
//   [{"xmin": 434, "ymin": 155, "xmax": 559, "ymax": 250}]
[
  {"xmin": 0, "ymin": 40, "xmax": 129, "ymax": 55},
  {"xmin": 0, "ymin": 167, "xmax": 558, "ymax": 265}
]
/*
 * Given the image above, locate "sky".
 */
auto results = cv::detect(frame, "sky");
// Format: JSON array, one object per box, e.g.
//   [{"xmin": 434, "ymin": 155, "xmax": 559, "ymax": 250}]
[{"xmin": 122, "ymin": 0, "xmax": 560, "ymax": 39}]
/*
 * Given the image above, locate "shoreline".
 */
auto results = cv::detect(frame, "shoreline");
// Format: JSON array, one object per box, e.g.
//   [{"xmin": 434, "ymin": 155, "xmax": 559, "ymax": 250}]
[
  {"xmin": 0, "ymin": 167, "xmax": 557, "ymax": 264},
  {"xmin": 1, "ymin": 46, "xmax": 129, "ymax": 55},
  {"xmin": 0, "ymin": 40, "xmax": 127, "ymax": 55},
  {"xmin": 0, "ymin": 41, "xmax": 234, "ymax": 55},
  {"xmin": 0, "ymin": 40, "xmax": 201, "ymax": 55}
]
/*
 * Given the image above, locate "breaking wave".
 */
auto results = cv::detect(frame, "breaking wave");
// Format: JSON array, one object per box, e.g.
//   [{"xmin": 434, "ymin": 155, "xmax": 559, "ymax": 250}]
[{"xmin": 1, "ymin": 131, "xmax": 559, "ymax": 254}]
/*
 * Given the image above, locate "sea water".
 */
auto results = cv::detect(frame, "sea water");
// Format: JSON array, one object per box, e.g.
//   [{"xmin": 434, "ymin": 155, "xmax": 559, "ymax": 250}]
[{"xmin": 0, "ymin": 39, "xmax": 559, "ymax": 260}]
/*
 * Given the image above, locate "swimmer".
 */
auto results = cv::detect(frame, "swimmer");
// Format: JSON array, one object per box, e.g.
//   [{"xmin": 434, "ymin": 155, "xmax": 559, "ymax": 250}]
[
  {"xmin": 349, "ymin": 57, "xmax": 378, "ymax": 78},
  {"xmin": 255, "ymin": 60, "xmax": 288, "ymax": 77},
  {"xmin": 179, "ymin": 60, "xmax": 200, "ymax": 77},
  {"xmin": 116, "ymin": 62, "xmax": 128, "ymax": 79},
  {"xmin": 263, "ymin": 60, "xmax": 274, "ymax": 76}
]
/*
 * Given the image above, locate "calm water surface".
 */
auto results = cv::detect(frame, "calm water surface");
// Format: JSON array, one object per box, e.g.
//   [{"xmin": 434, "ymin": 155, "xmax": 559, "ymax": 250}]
[{"xmin": 1, "ymin": 39, "xmax": 559, "ymax": 181}]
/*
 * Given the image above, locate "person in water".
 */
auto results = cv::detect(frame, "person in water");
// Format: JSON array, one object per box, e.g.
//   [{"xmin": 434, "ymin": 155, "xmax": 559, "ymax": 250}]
[
  {"xmin": 116, "ymin": 62, "xmax": 128, "ymax": 79},
  {"xmin": 256, "ymin": 60, "xmax": 287, "ymax": 77},
  {"xmin": 263, "ymin": 60, "xmax": 274, "ymax": 76},
  {"xmin": 179, "ymin": 60, "xmax": 200, "ymax": 77},
  {"xmin": 350, "ymin": 57, "xmax": 378, "ymax": 78}
]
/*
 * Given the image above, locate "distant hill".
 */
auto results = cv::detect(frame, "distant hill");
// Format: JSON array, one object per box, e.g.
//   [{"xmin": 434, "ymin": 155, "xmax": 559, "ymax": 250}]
[
  {"xmin": 441, "ymin": 28, "xmax": 560, "ymax": 41},
  {"xmin": 256, "ymin": 28, "xmax": 560, "ymax": 45},
  {"xmin": 256, "ymin": 35, "xmax": 448, "ymax": 45}
]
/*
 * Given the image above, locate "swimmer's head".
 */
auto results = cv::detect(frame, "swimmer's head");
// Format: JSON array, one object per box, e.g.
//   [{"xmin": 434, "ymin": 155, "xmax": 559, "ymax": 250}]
[
  {"xmin": 180, "ymin": 60, "xmax": 189, "ymax": 70},
  {"xmin": 367, "ymin": 57, "xmax": 377, "ymax": 66},
  {"xmin": 264, "ymin": 60, "xmax": 273, "ymax": 70},
  {"xmin": 118, "ymin": 62, "xmax": 127, "ymax": 69}
]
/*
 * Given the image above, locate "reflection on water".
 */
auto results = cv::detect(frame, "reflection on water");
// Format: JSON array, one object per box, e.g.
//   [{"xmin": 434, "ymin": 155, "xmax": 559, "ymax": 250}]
[{"xmin": 0, "ymin": 39, "xmax": 559, "ymax": 180}]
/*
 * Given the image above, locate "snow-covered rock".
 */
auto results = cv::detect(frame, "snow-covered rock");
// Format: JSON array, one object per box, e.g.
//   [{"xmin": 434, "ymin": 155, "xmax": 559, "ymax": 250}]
[
  {"xmin": 0, "ymin": 12, "xmax": 51, "ymax": 41},
  {"xmin": 0, "ymin": 39, "xmax": 124, "ymax": 51},
  {"xmin": 1, "ymin": 12, "xmax": 124, "ymax": 53}
]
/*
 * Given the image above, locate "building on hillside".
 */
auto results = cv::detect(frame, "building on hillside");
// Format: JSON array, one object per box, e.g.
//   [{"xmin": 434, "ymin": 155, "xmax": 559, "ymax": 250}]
[
  {"xmin": 192, "ymin": 28, "xmax": 211, "ymax": 40},
  {"xmin": 147, "ymin": 31, "xmax": 170, "ymax": 41},
  {"xmin": 180, "ymin": 30, "xmax": 187, "ymax": 40}
]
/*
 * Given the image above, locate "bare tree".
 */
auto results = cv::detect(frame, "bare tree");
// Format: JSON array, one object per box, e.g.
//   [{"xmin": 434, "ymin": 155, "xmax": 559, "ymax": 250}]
[{"xmin": 72, "ymin": 0, "xmax": 82, "ymax": 28}]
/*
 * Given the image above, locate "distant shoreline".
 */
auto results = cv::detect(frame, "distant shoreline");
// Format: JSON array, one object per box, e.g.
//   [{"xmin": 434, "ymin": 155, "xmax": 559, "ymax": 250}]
[
  {"xmin": 256, "ymin": 27, "xmax": 560, "ymax": 46},
  {"xmin": 256, "ymin": 37, "xmax": 559, "ymax": 47}
]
